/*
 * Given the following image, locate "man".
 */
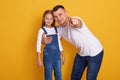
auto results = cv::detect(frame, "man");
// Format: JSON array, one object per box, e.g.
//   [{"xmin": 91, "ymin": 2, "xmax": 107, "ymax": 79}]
[{"xmin": 42, "ymin": 5, "xmax": 104, "ymax": 80}]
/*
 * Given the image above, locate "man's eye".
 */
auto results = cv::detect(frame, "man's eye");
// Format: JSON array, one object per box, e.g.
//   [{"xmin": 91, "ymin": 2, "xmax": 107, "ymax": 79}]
[{"xmin": 59, "ymin": 13, "xmax": 62, "ymax": 16}]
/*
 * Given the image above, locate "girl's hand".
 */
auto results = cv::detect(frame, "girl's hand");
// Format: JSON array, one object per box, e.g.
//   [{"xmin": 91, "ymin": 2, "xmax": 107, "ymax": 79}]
[
  {"xmin": 61, "ymin": 51, "xmax": 65, "ymax": 65},
  {"xmin": 38, "ymin": 60, "xmax": 43, "ymax": 67},
  {"xmin": 61, "ymin": 55, "xmax": 65, "ymax": 65}
]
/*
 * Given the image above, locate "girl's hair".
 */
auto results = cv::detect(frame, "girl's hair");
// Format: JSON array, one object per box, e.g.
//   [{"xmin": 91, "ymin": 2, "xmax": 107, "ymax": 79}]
[{"xmin": 41, "ymin": 10, "xmax": 55, "ymax": 27}]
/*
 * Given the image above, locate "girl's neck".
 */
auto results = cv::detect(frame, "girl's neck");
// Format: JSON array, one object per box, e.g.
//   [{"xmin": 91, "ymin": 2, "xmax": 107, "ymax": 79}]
[{"xmin": 45, "ymin": 25, "xmax": 52, "ymax": 28}]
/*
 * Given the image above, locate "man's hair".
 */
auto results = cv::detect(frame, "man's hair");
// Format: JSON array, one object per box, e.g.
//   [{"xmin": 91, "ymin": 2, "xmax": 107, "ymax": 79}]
[{"xmin": 53, "ymin": 5, "xmax": 65, "ymax": 12}]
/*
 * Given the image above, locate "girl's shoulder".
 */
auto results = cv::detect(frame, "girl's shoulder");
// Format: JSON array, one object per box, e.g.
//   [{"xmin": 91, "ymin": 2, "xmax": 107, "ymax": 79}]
[{"xmin": 38, "ymin": 28, "xmax": 44, "ymax": 34}]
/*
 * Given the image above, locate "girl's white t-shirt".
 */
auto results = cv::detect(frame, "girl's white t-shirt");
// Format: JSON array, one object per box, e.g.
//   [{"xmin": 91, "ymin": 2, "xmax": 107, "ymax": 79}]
[{"xmin": 36, "ymin": 27, "xmax": 63, "ymax": 53}]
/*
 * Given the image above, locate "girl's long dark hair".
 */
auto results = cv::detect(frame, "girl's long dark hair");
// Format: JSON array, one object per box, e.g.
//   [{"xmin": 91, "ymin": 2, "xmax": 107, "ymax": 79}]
[{"xmin": 41, "ymin": 10, "xmax": 55, "ymax": 27}]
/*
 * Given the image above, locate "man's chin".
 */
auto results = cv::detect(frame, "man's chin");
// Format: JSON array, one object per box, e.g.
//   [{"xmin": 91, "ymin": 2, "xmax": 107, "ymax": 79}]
[
  {"xmin": 58, "ymin": 22, "xmax": 66, "ymax": 27},
  {"xmin": 58, "ymin": 23, "xmax": 62, "ymax": 26},
  {"xmin": 59, "ymin": 24, "xmax": 66, "ymax": 27},
  {"xmin": 59, "ymin": 24, "xmax": 63, "ymax": 26}
]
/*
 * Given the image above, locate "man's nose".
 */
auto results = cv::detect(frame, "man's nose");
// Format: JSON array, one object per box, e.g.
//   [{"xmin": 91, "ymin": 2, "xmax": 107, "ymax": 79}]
[{"xmin": 57, "ymin": 16, "xmax": 61, "ymax": 21}]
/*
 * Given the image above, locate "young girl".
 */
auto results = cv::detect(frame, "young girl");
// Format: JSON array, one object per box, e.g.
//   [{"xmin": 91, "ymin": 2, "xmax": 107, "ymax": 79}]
[{"xmin": 36, "ymin": 10, "xmax": 65, "ymax": 80}]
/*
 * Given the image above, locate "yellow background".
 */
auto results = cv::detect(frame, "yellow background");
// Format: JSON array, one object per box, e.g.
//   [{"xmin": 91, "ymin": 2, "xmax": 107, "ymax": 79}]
[{"xmin": 0, "ymin": 0, "xmax": 120, "ymax": 80}]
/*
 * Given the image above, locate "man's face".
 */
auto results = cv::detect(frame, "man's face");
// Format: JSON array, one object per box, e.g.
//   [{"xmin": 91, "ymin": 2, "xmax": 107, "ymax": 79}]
[{"xmin": 53, "ymin": 8, "xmax": 68, "ymax": 26}]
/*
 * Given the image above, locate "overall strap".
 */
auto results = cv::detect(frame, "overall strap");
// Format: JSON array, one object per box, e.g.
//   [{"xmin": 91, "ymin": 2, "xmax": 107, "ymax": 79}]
[
  {"xmin": 54, "ymin": 27, "xmax": 58, "ymax": 34},
  {"xmin": 42, "ymin": 27, "xmax": 47, "ymax": 34}
]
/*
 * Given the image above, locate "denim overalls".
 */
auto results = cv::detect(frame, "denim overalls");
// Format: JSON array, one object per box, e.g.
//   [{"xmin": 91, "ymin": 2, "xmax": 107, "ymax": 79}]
[{"xmin": 42, "ymin": 27, "xmax": 62, "ymax": 80}]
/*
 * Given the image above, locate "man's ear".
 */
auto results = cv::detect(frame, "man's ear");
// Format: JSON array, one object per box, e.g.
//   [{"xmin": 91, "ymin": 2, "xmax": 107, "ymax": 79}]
[{"xmin": 64, "ymin": 10, "xmax": 67, "ymax": 16}]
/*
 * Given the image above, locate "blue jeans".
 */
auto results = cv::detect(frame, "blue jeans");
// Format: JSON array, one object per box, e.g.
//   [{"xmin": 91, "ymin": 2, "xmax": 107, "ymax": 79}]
[
  {"xmin": 44, "ymin": 54, "xmax": 61, "ymax": 80},
  {"xmin": 71, "ymin": 50, "xmax": 103, "ymax": 80}
]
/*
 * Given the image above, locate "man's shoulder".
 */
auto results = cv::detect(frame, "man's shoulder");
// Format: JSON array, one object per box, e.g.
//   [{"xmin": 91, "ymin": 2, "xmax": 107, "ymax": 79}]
[
  {"xmin": 72, "ymin": 16, "xmax": 84, "ymax": 21},
  {"xmin": 70, "ymin": 16, "xmax": 81, "ymax": 19}
]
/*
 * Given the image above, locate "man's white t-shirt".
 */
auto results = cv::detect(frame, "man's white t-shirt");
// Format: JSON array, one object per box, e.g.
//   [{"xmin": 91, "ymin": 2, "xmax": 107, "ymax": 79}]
[{"xmin": 58, "ymin": 17, "xmax": 103, "ymax": 56}]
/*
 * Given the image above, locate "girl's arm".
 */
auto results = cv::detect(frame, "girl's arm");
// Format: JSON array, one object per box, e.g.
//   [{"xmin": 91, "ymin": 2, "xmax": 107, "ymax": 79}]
[
  {"xmin": 60, "ymin": 51, "xmax": 65, "ymax": 65},
  {"xmin": 37, "ymin": 52, "xmax": 43, "ymax": 67},
  {"xmin": 57, "ymin": 28, "xmax": 65, "ymax": 64},
  {"xmin": 36, "ymin": 29, "xmax": 44, "ymax": 67}
]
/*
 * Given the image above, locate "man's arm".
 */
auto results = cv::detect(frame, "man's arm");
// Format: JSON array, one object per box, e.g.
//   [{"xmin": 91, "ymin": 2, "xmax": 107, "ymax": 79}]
[{"xmin": 41, "ymin": 33, "xmax": 52, "ymax": 45}]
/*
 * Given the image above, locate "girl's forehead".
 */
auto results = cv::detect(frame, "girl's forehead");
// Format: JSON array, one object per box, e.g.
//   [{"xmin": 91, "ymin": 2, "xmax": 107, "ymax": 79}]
[
  {"xmin": 44, "ymin": 14, "xmax": 54, "ymax": 19},
  {"xmin": 45, "ymin": 13, "xmax": 53, "ymax": 16}
]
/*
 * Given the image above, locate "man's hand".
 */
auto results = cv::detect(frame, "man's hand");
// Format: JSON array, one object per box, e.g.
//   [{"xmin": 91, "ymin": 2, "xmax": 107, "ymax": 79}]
[
  {"xmin": 41, "ymin": 33, "xmax": 52, "ymax": 45},
  {"xmin": 69, "ymin": 17, "xmax": 82, "ymax": 28}
]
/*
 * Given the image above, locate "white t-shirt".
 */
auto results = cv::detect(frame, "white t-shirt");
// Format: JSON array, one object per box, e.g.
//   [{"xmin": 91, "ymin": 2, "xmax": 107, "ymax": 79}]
[
  {"xmin": 36, "ymin": 27, "xmax": 63, "ymax": 53},
  {"xmin": 58, "ymin": 17, "xmax": 103, "ymax": 56}
]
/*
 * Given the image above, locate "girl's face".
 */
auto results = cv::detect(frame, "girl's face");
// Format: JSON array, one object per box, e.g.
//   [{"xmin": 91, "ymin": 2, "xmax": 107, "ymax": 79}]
[{"xmin": 44, "ymin": 13, "xmax": 54, "ymax": 27}]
